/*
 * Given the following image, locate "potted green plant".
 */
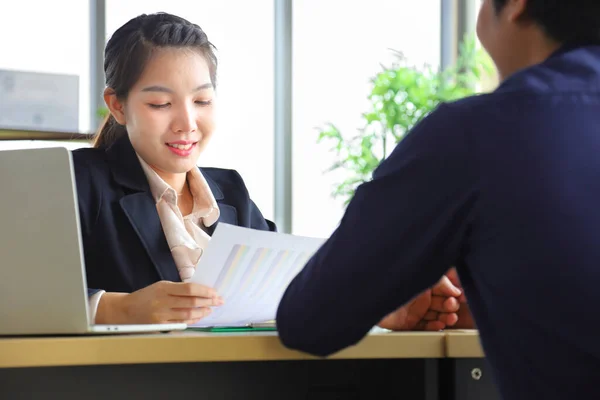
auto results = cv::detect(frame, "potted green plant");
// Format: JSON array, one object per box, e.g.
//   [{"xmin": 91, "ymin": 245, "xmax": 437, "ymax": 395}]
[{"xmin": 317, "ymin": 34, "xmax": 495, "ymax": 204}]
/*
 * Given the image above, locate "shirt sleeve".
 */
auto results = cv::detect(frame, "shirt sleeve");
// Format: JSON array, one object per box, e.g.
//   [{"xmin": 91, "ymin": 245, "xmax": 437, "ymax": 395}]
[
  {"xmin": 276, "ymin": 103, "xmax": 478, "ymax": 357},
  {"xmin": 88, "ymin": 290, "xmax": 105, "ymax": 324}
]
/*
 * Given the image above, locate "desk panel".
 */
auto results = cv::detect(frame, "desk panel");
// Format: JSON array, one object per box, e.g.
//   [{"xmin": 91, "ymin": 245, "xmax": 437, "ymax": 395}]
[{"xmin": 0, "ymin": 358, "xmax": 441, "ymax": 400}]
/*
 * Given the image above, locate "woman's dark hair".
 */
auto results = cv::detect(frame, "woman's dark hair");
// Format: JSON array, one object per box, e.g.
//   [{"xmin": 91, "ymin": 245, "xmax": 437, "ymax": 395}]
[
  {"xmin": 93, "ymin": 12, "xmax": 217, "ymax": 149},
  {"xmin": 492, "ymin": 0, "xmax": 600, "ymax": 44}
]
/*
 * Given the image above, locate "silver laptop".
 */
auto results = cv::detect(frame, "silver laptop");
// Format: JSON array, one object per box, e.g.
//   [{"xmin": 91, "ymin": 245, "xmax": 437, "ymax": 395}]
[{"xmin": 0, "ymin": 147, "xmax": 186, "ymax": 335}]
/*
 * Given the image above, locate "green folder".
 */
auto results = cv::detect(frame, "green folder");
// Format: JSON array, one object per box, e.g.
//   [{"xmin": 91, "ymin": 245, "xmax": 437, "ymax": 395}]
[
  {"xmin": 188, "ymin": 326, "xmax": 276, "ymax": 332},
  {"xmin": 187, "ymin": 322, "xmax": 277, "ymax": 332}
]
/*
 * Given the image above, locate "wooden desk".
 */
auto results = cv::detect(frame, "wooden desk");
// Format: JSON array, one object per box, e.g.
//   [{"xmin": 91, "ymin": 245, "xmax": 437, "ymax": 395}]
[
  {"xmin": 0, "ymin": 331, "xmax": 445, "ymax": 368},
  {"xmin": 444, "ymin": 330, "xmax": 484, "ymax": 358},
  {"xmin": 0, "ymin": 331, "xmax": 445, "ymax": 400}
]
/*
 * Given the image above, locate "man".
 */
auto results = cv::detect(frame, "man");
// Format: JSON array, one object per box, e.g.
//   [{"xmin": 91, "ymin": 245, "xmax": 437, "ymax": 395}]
[{"xmin": 276, "ymin": 1, "xmax": 600, "ymax": 399}]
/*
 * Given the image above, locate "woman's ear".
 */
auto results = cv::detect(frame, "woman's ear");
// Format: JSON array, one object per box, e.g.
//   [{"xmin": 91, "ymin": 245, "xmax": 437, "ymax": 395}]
[{"xmin": 103, "ymin": 88, "xmax": 127, "ymax": 125}]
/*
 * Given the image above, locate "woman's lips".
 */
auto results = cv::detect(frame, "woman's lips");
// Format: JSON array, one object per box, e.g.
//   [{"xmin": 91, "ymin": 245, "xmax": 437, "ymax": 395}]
[{"xmin": 166, "ymin": 141, "xmax": 197, "ymax": 156}]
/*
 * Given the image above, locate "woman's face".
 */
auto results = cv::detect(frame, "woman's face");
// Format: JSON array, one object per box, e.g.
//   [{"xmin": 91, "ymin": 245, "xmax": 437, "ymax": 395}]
[{"xmin": 114, "ymin": 47, "xmax": 216, "ymax": 176}]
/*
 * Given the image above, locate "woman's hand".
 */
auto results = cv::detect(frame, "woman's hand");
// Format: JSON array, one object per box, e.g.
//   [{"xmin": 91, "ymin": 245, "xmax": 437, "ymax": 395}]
[{"xmin": 96, "ymin": 281, "xmax": 224, "ymax": 325}]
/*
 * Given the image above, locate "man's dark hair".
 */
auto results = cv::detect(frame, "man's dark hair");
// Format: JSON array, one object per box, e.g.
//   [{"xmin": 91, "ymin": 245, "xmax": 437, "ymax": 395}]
[{"xmin": 492, "ymin": 0, "xmax": 600, "ymax": 44}]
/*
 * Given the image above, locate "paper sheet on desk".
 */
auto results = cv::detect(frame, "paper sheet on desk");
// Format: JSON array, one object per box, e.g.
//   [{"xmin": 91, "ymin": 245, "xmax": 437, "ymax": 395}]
[{"xmin": 188, "ymin": 223, "xmax": 325, "ymax": 327}]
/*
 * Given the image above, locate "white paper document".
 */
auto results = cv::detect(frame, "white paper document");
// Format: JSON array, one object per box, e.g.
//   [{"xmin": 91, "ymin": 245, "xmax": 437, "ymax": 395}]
[{"xmin": 188, "ymin": 223, "xmax": 325, "ymax": 327}]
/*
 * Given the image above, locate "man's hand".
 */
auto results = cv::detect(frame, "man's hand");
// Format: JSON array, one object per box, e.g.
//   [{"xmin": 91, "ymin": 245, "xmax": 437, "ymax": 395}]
[
  {"xmin": 377, "ymin": 274, "xmax": 462, "ymax": 331},
  {"xmin": 444, "ymin": 268, "xmax": 476, "ymax": 329}
]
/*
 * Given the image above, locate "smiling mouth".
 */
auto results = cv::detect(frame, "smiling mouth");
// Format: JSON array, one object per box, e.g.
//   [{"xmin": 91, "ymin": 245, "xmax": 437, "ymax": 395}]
[{"xmin": 166, "ymin": 142, "xmax": 196, "ymax": 150}]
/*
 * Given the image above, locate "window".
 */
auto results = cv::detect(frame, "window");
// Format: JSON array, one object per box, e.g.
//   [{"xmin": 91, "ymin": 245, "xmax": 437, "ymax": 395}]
[
  {"xmin": 106, "ymin": 1, "xmax": 275, "ymax": 220},
  {"xmin": 0, "ymin": 0, "xmax": 90, "ymax": 134},
  {"xmin": 469, "ymin": 1, "xmax": 499, "ymax": 91},
  {"xmin": 292, "ymin": 0, "xmax": 441, "ymax": 237}
]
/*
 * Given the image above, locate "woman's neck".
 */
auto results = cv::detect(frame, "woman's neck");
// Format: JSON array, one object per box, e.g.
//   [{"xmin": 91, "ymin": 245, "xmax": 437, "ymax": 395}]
[{"xmin": 151, "ymin": 166, "xmax": 188, "ymax": 195}]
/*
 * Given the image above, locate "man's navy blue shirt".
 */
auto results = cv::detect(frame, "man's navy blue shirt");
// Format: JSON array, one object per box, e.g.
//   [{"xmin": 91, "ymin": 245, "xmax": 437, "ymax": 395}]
[{"xmin": 277, "ymin": 45, "xmax": 600, "ymax": 399}]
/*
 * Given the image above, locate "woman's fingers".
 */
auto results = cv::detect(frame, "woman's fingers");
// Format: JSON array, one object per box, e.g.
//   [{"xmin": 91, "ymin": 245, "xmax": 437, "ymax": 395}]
[
  {"xmin": 165, "ymin": 281, "xmax": 220, "ymax": 299},
  {"xmin": 167, "ymin": 307, "xmax": 212, "ymax": 322},
  {"xmin": 169, "ymin": 295, "xmax": 223, "ymax": 308}
]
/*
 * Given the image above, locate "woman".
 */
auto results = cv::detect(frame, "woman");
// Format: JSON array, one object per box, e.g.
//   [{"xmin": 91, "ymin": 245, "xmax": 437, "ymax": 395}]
[{"xmin": 74, "ymin": 12, "xmax": 275, "ymax": 325}]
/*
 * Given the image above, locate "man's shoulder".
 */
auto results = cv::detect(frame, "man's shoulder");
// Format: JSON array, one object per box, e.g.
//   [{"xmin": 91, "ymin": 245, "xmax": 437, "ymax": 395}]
[
  {"xmin": 440, "ymin": 91, "xmax": 505, "ymax": 114},
  {"xmin": 403, "ymin": 94, "xmax": 492, "ymax": 142},
  {"xmin": 429, "ymin": 89, "xmax": 528, "ymax": 131}
]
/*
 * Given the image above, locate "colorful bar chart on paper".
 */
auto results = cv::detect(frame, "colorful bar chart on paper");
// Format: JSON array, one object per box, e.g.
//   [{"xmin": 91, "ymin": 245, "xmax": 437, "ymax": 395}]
[{"xmin": 189, "ymin": 223, "xmax": 325, "ymax": 327}]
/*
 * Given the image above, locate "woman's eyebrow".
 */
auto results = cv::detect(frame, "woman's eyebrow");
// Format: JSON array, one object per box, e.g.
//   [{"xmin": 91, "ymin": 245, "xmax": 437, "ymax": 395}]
[{"xmin": 141, "ymin": 83, "xmax": 213, "ymax": 93}]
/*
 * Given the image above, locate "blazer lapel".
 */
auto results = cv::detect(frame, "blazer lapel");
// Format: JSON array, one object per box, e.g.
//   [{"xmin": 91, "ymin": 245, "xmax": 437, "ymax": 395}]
[
  {"xmin": 119, "ymin": 194, "xmax": 181, "ymax": 282},
  {"xmin": 106, "ymin": 135, "xmax": 181, "ymax": 282},
  {"xmin": 205, "ymin": 204, "xmax": 238, "ymax": 236},
  {"xmin": 200, "ymin": 169, "xmax": 238, "ymax": 236}
]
